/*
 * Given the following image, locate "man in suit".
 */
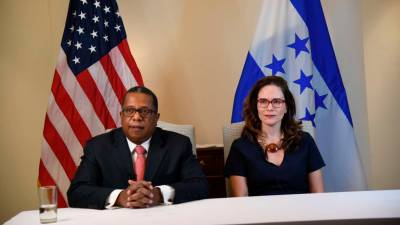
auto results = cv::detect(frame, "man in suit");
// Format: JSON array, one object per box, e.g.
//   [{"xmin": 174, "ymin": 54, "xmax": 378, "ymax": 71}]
[{"xmin": 67, "ymin": 86, "xmax": 208, "ymax": 209}]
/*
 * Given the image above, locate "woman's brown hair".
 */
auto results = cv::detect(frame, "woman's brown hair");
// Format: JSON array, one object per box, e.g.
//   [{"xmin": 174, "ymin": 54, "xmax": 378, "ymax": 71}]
[{"xmin": 241, "ymin": 76, "xmax": 302, "ymax": 151}]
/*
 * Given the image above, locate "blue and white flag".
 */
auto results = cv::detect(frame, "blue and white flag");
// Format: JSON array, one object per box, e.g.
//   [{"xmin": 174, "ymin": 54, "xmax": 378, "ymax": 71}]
[{"xmin": 232, "ymin": 0, "xmax": 367, "ymax": 191}]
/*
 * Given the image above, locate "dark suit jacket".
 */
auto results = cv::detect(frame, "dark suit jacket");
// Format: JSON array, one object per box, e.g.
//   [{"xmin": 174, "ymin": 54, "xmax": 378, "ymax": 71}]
[{"xmin": 67, "ymin": 127, "xmax": 208, "ymax": 209}]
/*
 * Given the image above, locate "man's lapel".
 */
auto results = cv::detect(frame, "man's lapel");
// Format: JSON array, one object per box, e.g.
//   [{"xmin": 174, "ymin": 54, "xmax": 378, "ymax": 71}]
[
  {"xmin": 111, "ymin": 128, "xmax": 135, "ymax": 179},
  {"xmin": 145, "ymin": 128, "xmax": 167, "ymax": 181}
]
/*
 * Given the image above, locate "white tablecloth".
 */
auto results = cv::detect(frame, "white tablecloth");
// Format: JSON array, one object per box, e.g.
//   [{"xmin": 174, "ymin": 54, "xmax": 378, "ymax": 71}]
[{"xmin": 5, "ymin": 190, "xmax": 400, "ymax": 225}]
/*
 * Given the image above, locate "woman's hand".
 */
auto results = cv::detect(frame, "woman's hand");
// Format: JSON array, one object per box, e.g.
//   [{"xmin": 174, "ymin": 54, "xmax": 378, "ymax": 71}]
[
  {"xmin": 308, "ymin": 169, "xmax": 324, "ymax": 193},
  {"xmin": 229, "ymin": 175, "xmax": 249, "ymax": 197}
]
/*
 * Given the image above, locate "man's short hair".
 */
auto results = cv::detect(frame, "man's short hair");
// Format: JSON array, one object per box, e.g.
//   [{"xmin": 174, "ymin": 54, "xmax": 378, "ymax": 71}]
[{"xmin": 123, "ymin": 86, "xmax": 158, "ymax": 112}]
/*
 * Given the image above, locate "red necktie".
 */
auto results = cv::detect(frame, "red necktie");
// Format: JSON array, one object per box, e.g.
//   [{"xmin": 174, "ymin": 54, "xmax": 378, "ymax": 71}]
[{"xmin": 134, "ymin": 145, "xmax": 146, "ymax": 181}]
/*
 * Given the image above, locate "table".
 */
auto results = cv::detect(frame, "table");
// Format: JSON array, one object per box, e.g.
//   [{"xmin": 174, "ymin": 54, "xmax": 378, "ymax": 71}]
[{"xmin": 5, "ymin": 190, "xmax": 400, "ymax": 225}]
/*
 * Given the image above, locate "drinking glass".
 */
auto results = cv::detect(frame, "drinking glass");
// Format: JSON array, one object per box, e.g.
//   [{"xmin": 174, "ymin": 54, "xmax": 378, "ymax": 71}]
[{"xmin": 38, "ymin": 186, "xmax": 57, "ymax": 223}]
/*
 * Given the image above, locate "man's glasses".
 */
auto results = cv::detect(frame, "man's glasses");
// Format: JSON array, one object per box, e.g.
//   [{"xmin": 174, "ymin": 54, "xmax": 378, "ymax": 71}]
[
  {"xmin": 257, "ymin": 98, "xmax": 285, "ymax": 108},
  {"xmin": 121, "ymin": 107, "xmax": 156, "ymax": 118}
]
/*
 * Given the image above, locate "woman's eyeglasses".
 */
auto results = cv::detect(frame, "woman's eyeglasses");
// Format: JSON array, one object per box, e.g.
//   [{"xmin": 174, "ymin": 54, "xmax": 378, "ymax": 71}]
[{"xmin": 257, "ymin": 98, "xmax": 285, "ymax": 108}]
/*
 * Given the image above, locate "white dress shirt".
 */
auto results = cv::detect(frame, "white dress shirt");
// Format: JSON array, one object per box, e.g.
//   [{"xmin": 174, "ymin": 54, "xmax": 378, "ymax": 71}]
[{"xmin": 105, "ymin": 137, "xmax": 175, "ymax": 208}]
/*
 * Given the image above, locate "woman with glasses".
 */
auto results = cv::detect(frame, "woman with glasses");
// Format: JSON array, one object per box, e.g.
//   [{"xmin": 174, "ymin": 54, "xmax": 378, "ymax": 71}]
[{"xmin": 224, "ymin": 76, "xmax": 325, "ymax": 196}]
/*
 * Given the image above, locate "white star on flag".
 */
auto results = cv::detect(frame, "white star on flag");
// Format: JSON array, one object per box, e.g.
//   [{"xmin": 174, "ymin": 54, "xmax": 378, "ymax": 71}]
[{"xmin": 72, "ymin": 56, "xmax": 80, "ymax": 64}]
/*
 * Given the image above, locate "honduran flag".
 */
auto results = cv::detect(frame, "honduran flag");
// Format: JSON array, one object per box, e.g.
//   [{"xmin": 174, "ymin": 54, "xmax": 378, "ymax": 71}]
[{"xmin": 232, "ymin": 0, "xmax": 367, "ymax": 191}]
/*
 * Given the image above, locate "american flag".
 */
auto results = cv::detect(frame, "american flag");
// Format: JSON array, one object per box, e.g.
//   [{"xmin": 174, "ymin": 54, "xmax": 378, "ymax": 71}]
[{"xmin": 38, "ymin": 0, "xmax": 143, "ymax": 207}]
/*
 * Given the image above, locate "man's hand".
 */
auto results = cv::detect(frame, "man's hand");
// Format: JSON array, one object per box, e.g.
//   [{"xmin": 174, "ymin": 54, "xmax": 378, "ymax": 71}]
[
  {"xmin": 116, "ymin": 180, "xmax": 154, "ymax": 208},
  {"xmin": 149, "ymin": 186, "xmax": 164, "ymax": 206}
]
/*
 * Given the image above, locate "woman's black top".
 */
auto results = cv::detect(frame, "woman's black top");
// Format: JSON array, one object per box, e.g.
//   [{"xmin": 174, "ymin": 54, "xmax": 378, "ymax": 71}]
[{"xmin": 224, "ymin": 132, "xmax": 325, "ymax": 195}]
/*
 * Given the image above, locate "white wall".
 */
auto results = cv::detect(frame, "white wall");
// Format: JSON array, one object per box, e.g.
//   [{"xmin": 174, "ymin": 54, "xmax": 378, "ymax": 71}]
[{"xmin": 361, "ymin": 0, "xmax": 400, "ymax": 189}]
